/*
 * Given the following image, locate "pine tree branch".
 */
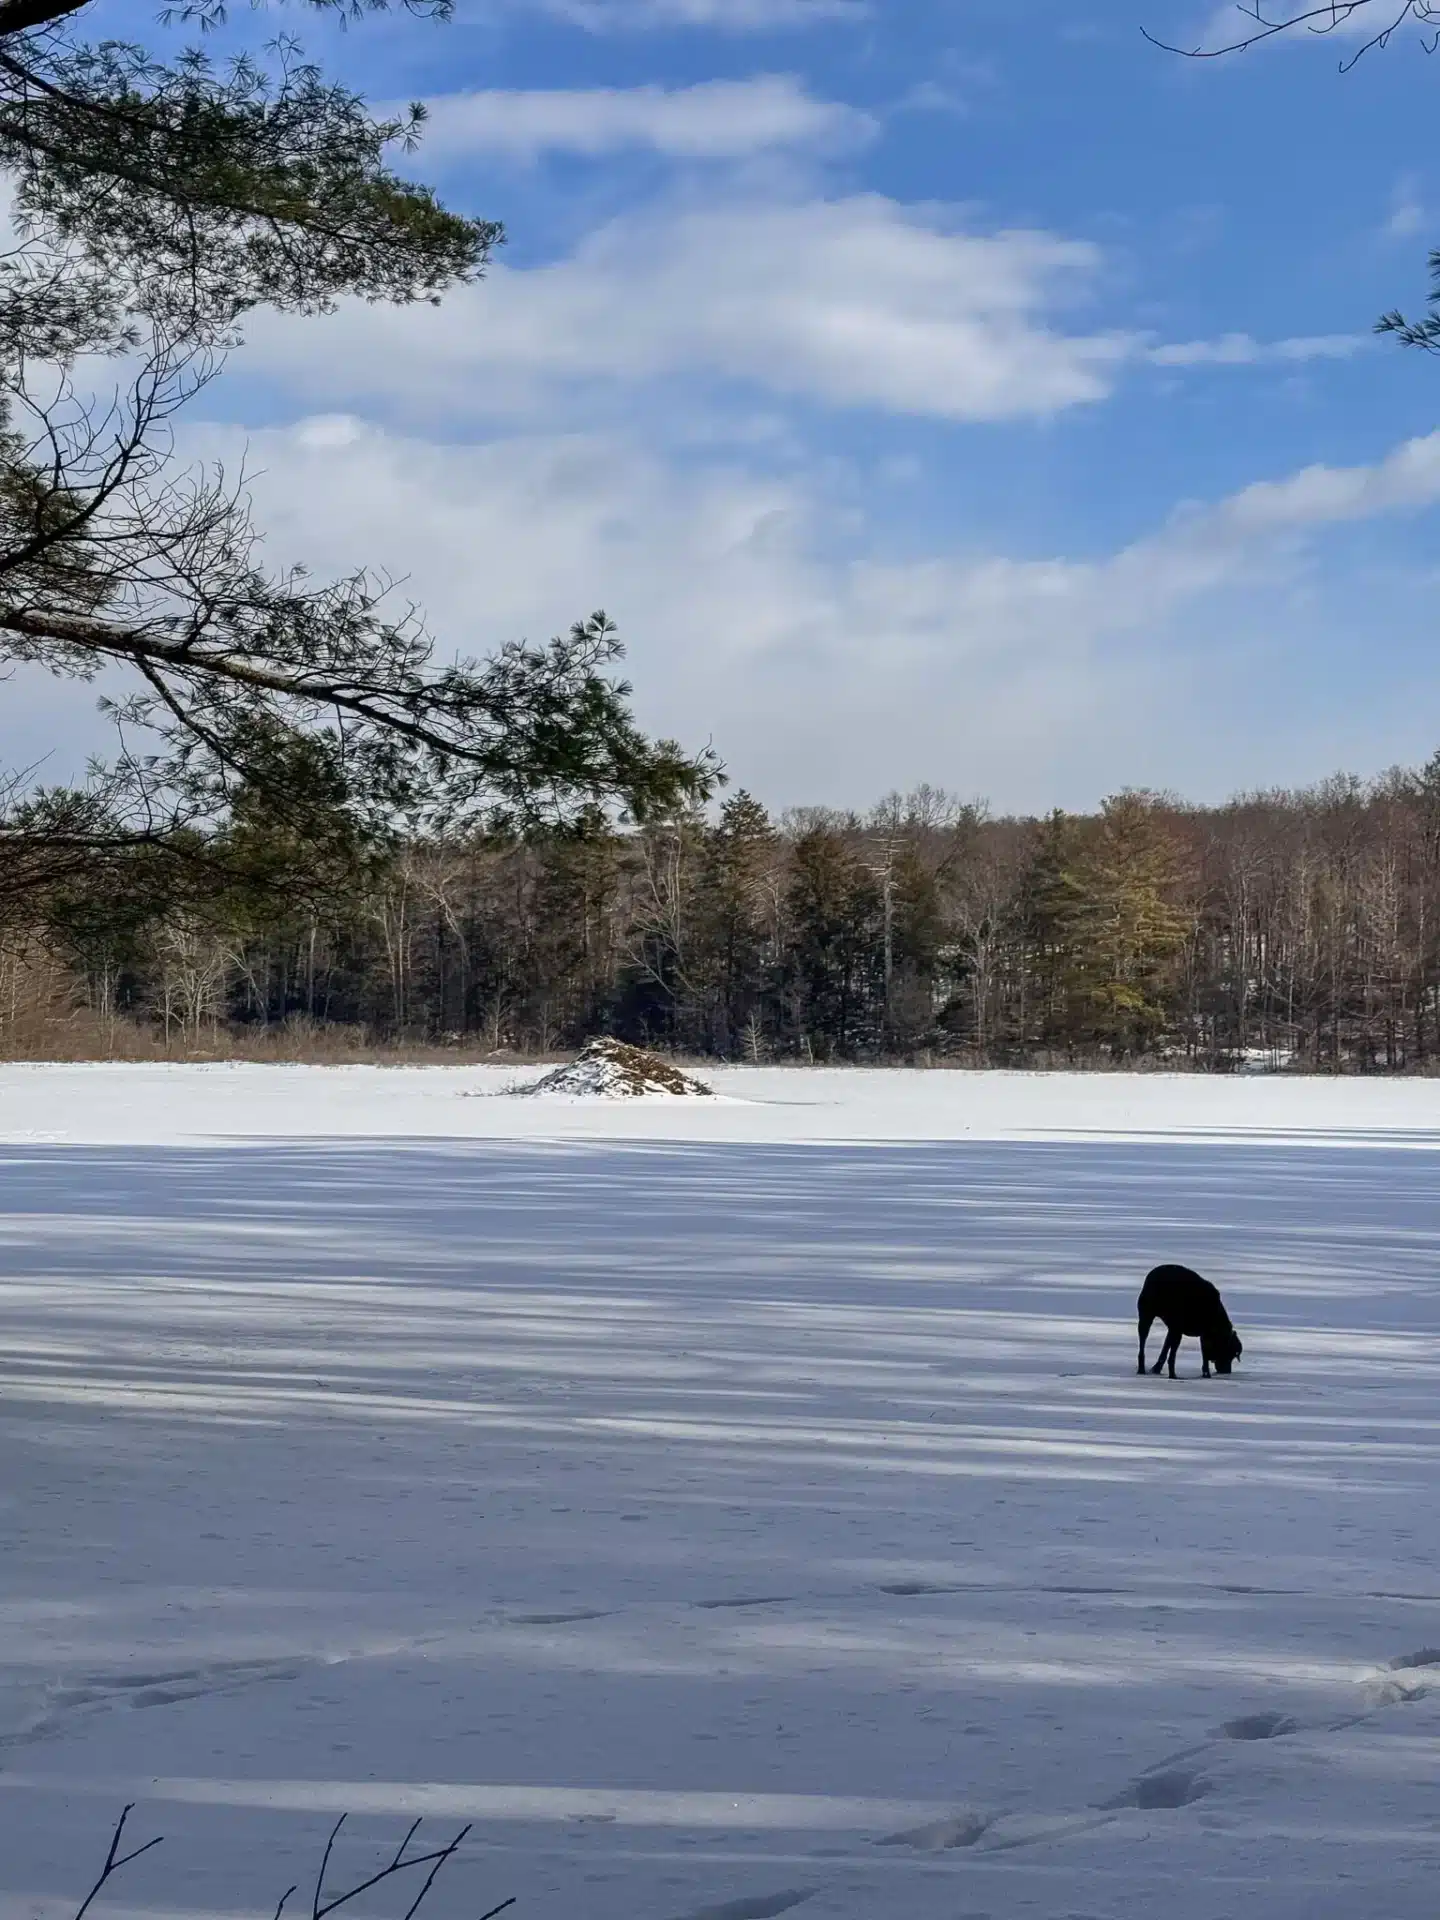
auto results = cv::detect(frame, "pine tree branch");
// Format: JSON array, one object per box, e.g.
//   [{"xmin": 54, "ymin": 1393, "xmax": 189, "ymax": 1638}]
[
  {"xmin": 0, "ymin": 605, "xmax": 560, "ymax": 766},
  {"xmin": 0, "ymin": 0, "xmax": 86, "ymax": 38}
]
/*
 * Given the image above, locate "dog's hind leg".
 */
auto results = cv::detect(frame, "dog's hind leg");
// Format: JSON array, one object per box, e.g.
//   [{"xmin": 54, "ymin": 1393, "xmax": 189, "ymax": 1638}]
[{"xmin": 1150, "ymin": 1327, "xmax": 1172, "ymax": 1375}]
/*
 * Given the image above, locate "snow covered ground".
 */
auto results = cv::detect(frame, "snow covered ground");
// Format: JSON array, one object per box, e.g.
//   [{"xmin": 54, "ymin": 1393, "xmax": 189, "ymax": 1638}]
[{"xmin": 1, "ymin": 1064, "xmax": 1439, "ymax": 1920}]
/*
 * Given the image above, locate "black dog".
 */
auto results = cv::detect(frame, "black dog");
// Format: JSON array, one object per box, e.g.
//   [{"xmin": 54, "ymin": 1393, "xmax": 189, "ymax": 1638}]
[{"xmin": 1137, "ymin": 1264, "xmax": 1242, "ymax": 1379}]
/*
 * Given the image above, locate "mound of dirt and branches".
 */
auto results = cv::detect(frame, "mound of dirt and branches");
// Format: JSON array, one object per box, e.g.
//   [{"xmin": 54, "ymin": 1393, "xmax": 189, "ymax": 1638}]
[{"xmin": 518, "ymin": 1038, "xmax": 714, "ymax": 1099}]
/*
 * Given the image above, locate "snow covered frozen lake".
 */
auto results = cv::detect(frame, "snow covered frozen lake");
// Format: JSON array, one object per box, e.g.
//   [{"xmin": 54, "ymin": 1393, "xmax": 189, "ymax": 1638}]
[{"xmin": 2, "ymin": 1063, "xmax": 1440, "ymax": 1920}]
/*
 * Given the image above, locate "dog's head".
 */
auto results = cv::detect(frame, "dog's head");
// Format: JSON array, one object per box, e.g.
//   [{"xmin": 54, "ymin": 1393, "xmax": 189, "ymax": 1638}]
[{"xmin": 1212, "ymin": 1328, "xmax": 1243, "ymax": 1375}]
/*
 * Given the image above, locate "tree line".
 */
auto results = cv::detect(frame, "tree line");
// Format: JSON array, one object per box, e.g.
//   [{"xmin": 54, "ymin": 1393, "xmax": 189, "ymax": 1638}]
[
  {"xmin": 5, "ymin": 0, "xmax": 1440, "ymax": 1073},
  {"xmin": 11, "ymin": 757, "xmax": 1440, "ymax": 1070}
]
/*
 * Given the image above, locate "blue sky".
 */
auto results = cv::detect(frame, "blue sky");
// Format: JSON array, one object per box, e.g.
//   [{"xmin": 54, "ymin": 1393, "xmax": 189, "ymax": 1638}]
[{"xmin": 34, "ymin": 0, "xmax": 1440, "ymax": 811}]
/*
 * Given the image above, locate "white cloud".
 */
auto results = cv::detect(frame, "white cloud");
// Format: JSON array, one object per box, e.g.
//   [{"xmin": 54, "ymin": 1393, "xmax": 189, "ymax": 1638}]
[
  {"xmin": 518, "ymin": 0, "xmax": 863, "ymax": 30},
  {"xmin": 1189, "ymin": 428, "xmax": 1440, "ymax": 532},
  {"xmin": 1385, "ymin": 173, "xmax": 1427, "ymax": 241},
  {"xmin": 1150, "ymin": 331, "xmax": 1365, "ymax": 366},
  {"xmin": 408, "ymin": 77, "xmax": 874, "ymax": 161},
  {"xmin": 139, "ymin": 416, "xmax": 1440, "ymax": 811},
  {"xmin": 18, "ymin": 411, "xmax": 1440, "ymax": 800},
  {"xmin": 244, "ymin": 196, "xmax": 1134, "ymax": 424},
  {"xmin": 894, "ymin": 79, "xmax": 972, "ymax": 116}
]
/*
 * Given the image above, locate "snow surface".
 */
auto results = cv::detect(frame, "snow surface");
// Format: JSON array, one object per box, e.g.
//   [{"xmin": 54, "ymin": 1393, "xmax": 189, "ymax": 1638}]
[{"xmin": 1, "ymin": 1064, "xmax": 1439, "ymax": 1920}]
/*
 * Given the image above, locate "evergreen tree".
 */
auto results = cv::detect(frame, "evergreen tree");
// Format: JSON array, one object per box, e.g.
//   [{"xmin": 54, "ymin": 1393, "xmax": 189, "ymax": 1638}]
[
  {"xmin": 527, "ymin": 811, "xmax": 623, "ymax": 1047},
  {"xmin": 784, "ymin": 825, "xmax": 881, "ymax": 1059},
  {"xmin": 1019, "ymin": 809, "xmax": 1088, "ymax": 1049},
  {"xmin": 0, "ymin": 0, "xmax": 715, "ymax": 900},
  {"xmin": 700, "ymin": 791, "xmax": 778, "ymax": 1055},
  {"xmin": 884, "ymin": 840, "xmax": 948, "ymax": 1053},
  {"xmin": 1065, "ymin": 794, "xmax": 1190, "ymax": 1054}
]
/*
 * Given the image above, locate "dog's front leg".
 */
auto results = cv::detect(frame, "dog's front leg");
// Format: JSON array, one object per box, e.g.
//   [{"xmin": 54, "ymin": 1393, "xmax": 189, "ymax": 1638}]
[{"xmin": 1137, "ymin": 1311, "xmax": 1155, "ymax": 1375}]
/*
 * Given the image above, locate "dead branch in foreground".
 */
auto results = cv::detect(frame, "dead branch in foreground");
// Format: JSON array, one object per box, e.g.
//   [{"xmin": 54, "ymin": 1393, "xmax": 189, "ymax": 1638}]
[
  {"xmin": 72, "ymin": 1804, "xmax": 517, "ymax": 1920},
  {"xmin": 73, "ymin": 1805, "xmax": 162, "ymax": 1920}
]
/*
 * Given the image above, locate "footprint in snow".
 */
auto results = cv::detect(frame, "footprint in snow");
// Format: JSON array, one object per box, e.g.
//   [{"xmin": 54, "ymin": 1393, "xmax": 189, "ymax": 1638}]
[
  {"xmin": 52, "ymin": 1657, "xmax": 304, "ymax": 1715},
  {"xmin": 1101, "ymin": 1767, "xmax": 1211, "ymax": 1812},
  {"xmin": 667, "ymin": 1892, "xmax": 813, "ymax": 1920},
  {"xmin": 1220, "ymin": 1712, "xmax": 1297, "ymax": 1741},
  {"xmin": 877, "ymin": 1811, "xmax": 990, "ymax": 1852},
  {"xmin": 512, "ymin": 1610, "xmax": 611, "ymax": 1626},
  {"xmin": 973, "ymin": 1812, "xmax": 1119, "ymax": 1854},
  {"xmin": 693, "ymin": 1596, "xmax": 792, "ymax": 1612}
]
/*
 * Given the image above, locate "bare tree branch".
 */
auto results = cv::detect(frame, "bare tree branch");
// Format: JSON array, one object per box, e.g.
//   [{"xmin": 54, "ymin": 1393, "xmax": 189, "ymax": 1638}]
[
  {"xmin": 1145, "ymin": 0, "xmax": 1438, "ymax": 66},
  {"xmin": 73, "ymin": 1805, "xmax": 163, "ymax": 1920},
  {"xmin": 63, "ymin": 1807, "xmax": 512, "ymax": 1920},
  {"xmin": 311, "ymin": 1815, "xmax": 476, "ymax": 1920}
]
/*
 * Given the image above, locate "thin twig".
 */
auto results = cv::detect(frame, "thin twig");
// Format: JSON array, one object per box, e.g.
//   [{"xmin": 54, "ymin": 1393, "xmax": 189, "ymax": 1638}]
[
  {"xmin": 312, "ymin": 1818, "xmax": 482, "ymax": 1920},
  {"xmin": 398, "ymin": 1827, "xmax": 469, "ymax": 1920},
  {"xmin": 73, "ymin": 1805, "xmax": 163, "ymax": 1920},
  {"xmin": 1143, "ymin": 0, "xmax": 1431, "ymax": 66},
  {"xmin": 68, "ymin": 1804, "xmax": 511, "ymax": 1920},
  {"xmin": 311, "ymin": 1814, "xmax": 347, "ymax": 1920}
]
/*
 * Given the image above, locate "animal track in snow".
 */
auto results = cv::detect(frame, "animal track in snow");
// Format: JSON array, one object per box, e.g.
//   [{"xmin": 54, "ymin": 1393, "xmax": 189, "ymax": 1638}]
[
  {"xmin": 511, "ymin": 1609, "xmax": 611, "ymax": 1626},
  {"xmin": 877, "ymin": 1811, "xmax": 990, "ymax": 1851},
  {"xmin": 974, "ymin": 1812, "xmax": 1118, "ymax": 1854},
  {"xmin": 50, "ymin": 1657, "xmax": 304, "ymax": 1717},
  {"xmin": 693, "ymin": 1595, "xmax": 792, "ymax": 1611},
  {"xmin": 1221, "ymin": 1712, "xmax": 1297, "ymax": 1741},
  {"xmin": 668, "ymin": 1891, "xmax": 813, "ymax": 1920},
  {"xmin": 1103, "ymin": 1768, "xmax": 1211, "ymax": 1812},
  {"xmin": 0, "ymin": 1681, "xmax": 55, "ymax": 1747}
]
